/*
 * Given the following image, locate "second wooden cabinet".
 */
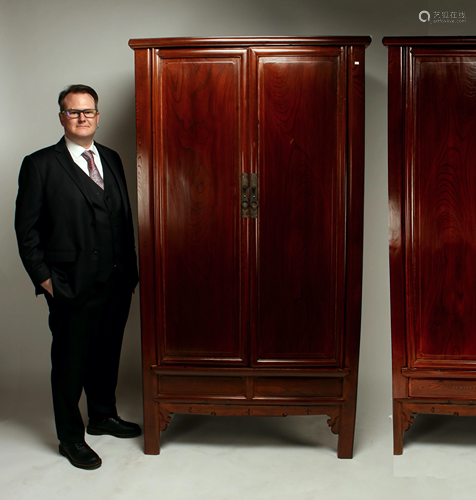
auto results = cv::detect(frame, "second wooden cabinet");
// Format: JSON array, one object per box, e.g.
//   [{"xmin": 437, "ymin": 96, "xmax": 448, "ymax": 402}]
[
  {"xmin": 129, "ymin": 37, "xmax": 370, "ymax": 458},
  {"xmin": 385, "ymin": 36, "xmax": 476, "ymax": 454}
]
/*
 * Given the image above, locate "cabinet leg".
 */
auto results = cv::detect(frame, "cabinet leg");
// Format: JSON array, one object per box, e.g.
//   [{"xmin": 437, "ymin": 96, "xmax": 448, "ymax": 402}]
[
  {"xmin": 393, "ymin": 400, "xmax": 411, "ymax": 455},
  {"xmin": 393, "ymin": 431, "xmax": 403, "ymax": 455},
  {"xmin": 393, "ymin": 406, "xmax": 404, "ymax": 455},
  {"xmin": 143, "ymin": 404, "xmax": 161, "ymax": 455},
  {"xmin": 144, "ymin": 427, "xmax": 161, "ymax": 455},
  {"xmin": 336, "ymin": 404, "xmax": 356, "ymax": 459},
  {"xmin": 143, "ymin": 404, "xmax": 172, "ymax": 455},
  {"xmin": 143, "ymin": 402, "xmax": 170, "ymax": 455}
]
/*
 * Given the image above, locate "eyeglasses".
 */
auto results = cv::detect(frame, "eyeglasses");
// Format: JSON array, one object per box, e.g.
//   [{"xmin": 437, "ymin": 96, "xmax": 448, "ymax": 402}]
[{"xmin": 62, "ymin": 109, "xmax": 99, "ymax": 119}]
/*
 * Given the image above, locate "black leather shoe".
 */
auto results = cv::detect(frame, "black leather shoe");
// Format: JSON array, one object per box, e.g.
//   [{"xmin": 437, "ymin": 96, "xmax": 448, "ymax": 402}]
[
  {"xmin": 87, "ymin": 416, "xmax": 142, "ymax": 438},
  {"xmin": 59, "ymin": 441, "xmax": 102, "ymax": 470}
]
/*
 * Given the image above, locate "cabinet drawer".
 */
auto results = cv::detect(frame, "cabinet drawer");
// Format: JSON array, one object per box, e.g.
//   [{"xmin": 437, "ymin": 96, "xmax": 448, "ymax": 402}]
[
  {"xmin": 159, "ymin": 375, "xmax": 245, "ymax": 397},
  {"xmin": 254, "ymin": 377, "xmax": 342, "ymax": 398},
  {"xmin": 409, "ymin": 379, "xmax": 476, "ymax": 399}
]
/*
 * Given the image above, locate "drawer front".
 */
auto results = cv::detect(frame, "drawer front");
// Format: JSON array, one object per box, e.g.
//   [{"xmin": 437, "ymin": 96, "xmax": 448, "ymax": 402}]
[
  {"xmin": 409, "ymin": 378, "xmax": 476, "ymax": 399},
  {"xmin": 158, "ymin": 374, "xmax": 343, "ymax": 400},
  {"xmin": 159, "ymin": 376, "xmax": 245, "ymax": 397},
  {"xmin": 254, "ymin": 377, "xmax": 342, "ymax": 398}
]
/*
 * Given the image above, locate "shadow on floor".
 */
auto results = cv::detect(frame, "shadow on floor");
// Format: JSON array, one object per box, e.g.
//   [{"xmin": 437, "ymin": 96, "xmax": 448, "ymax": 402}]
[
  {"xmin": 158, "ymin": 413, "xmax": 338, "ymax": 453},
  {"xmin": 403, "ymin": 413, "xmax": 476, "ymax": 450}
]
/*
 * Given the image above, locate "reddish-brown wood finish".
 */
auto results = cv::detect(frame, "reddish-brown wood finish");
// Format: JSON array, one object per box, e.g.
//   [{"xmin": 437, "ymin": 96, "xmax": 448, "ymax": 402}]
[
  {"xmin": 129, "ymin": 36, "xmax": 370, "ymax": 458},
  {"xmin": 384, "ymin": 36, "xmax": 476, "ymax": 454},
  {"xmin": 155, "ymin": 49, "xmax": 248, "ymax": 366},
  {"xmin": 250, "ymin": 47, "xmax": 346, "ymax": 367}
]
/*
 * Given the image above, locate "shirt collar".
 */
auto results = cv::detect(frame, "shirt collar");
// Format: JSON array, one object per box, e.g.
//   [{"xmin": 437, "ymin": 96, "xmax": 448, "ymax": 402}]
[{"xmin": 64, "ymin": 136, "xmax": 98, "ymax": 160}]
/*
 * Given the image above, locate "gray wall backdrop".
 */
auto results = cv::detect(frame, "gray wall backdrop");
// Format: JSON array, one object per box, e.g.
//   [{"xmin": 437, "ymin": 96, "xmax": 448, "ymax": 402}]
[{"xmin": 1, "ymin": 0, "xmax": 475, "ymax": 427}]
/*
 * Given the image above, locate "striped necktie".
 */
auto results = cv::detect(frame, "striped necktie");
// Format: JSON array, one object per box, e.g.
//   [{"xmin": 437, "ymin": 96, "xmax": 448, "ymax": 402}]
[{"xmin": 81, "ymin": 150, "xmax": 104, "ymax": 190}]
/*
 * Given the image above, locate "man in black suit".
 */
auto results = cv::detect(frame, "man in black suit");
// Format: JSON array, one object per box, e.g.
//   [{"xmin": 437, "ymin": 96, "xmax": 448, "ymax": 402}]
[{"xmin": 15, "ymin": 84, "xmax": 141, "ymax": 470}]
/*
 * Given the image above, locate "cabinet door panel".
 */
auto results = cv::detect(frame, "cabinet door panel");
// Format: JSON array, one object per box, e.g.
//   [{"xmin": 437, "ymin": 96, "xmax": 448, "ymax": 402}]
[
  {"xmin": 408, "ymin": 54, "xmax": 476, "ymax": 368},
  {"xmin": 250, "ymin": 48, "xmax": 347, "ymax": 366},
  {"xmin": 155, "ymin": 50, "xmax": 248, "ymax": 365}
]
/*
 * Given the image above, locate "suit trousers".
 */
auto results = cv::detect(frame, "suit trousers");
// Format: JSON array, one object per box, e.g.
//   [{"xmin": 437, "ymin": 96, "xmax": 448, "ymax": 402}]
[{"xmin": 45, "ymin": 270, "xmax": 132, "ymax": 443}]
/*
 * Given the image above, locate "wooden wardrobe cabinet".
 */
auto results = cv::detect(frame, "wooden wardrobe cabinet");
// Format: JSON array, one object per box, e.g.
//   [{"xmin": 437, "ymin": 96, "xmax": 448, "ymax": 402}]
[
  {"xmin": 129, "ymin": 37, "xmax": 370, "ymax": 458},
  {"xmin": 384, "ymin": 37, "xmax": 476, "ymax": 454}
]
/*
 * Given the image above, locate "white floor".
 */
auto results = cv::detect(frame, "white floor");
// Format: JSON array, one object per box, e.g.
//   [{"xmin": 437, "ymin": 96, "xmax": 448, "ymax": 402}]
[{"xmin": 2, "ymin": 375, "xmax": 476, "ymax": 499}]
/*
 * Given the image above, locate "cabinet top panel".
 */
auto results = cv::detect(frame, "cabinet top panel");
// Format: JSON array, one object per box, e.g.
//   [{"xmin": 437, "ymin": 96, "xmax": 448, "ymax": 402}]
[
  {"xmin": 129, "ymin": 36, "xmax": 372, "ymax": 50},
  {"xmin": 383, "ymin": 36, "xmax": 476, "ymax": 47}
]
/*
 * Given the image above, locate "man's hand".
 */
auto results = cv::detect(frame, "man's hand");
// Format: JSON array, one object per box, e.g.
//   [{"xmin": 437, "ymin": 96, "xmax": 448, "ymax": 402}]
[{"xmin": 41, "ymin": 278, "xmax": 53, "ymax": 296}]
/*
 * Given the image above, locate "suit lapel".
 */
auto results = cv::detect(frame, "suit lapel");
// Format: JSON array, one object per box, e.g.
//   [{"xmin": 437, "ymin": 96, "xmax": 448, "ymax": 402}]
[
  {"xmin": 95, "ymin": 143, "xmax": 130, "ymax": 218},
  {"xmin": 54, "ymin": 138, "xmax": 130, "ymax": 219},
  {"xmin": 54, "ymin": 137, "xmax": 95, "ymax": 207}
]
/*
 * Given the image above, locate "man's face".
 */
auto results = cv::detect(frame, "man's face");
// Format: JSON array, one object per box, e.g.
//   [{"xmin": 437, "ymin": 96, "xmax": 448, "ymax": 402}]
[{"xmin": 59, "ymin": 92, "xmax": 99, "ymax": 147}]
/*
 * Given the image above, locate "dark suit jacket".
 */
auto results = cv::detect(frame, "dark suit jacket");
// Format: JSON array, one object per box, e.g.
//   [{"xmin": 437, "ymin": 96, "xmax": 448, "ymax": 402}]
[{"xmin": 15, "ymin": 136, "xmax": 139, "ymax": 305}]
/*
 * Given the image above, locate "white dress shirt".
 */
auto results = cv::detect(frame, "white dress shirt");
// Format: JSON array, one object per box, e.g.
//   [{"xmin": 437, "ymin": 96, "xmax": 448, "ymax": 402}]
[{"xmin": 64, "ymin": 136, "xmax": 104, "ymax": 178}]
